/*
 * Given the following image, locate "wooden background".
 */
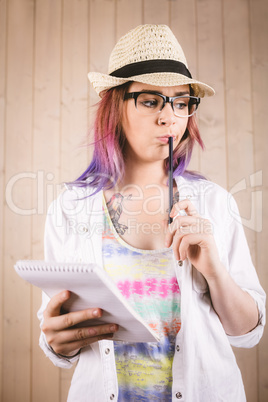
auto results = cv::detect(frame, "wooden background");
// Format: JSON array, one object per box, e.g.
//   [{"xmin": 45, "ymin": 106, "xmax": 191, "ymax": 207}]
[{"xmin": 0, "ymin": 0, "xmax": 267, "ymax": 401}]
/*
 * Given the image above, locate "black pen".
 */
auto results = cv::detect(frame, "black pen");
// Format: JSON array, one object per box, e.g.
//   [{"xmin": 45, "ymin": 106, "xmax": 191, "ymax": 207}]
[{"xmin": 168, "ymin": 136, "xmax": 173, "ymax": 224}]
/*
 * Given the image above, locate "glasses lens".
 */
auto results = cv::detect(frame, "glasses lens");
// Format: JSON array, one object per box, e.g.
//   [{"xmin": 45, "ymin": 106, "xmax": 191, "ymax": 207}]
[
  {"xmin": 173, "ymin": 96, "xmax": 198, "ymax": 117},
  {"xmin": 136, "ymin": 93, "xmax": 164, "ymax": 115}
]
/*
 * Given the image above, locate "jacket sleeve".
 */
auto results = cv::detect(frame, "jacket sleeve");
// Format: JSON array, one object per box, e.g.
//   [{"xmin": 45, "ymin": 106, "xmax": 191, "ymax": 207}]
[
  {"xmin": 37, "ymin": 195, "xmax": 80, "ymax": 368},
  {"xmin": 224, "ymin": 194, "xmax": 266, "ymax": 348}
]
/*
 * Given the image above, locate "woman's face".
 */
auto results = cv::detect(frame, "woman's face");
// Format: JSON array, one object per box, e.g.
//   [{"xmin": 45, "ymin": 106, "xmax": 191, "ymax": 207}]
[{"xmin": 122, "ymin": 82, "xmax": 189, "ymax": 165}]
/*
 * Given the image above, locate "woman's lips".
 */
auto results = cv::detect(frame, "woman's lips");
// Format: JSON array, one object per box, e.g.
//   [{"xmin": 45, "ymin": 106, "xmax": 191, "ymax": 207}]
[{"xmin": 157, "ymin": 135, "xmax": 175, "ymax": 144}]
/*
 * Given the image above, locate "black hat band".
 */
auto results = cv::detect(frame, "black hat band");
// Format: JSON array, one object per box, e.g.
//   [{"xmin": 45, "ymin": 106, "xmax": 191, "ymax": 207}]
[{"xmin": 110, "ymin": 59, "xmax": 192, "ymax": 79}]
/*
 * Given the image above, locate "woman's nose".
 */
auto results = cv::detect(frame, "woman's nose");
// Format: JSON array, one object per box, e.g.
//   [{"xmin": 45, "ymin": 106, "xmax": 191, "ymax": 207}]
[{"xmin": 157, "ymin": 103, "xmax": 176, "ymax": 126}]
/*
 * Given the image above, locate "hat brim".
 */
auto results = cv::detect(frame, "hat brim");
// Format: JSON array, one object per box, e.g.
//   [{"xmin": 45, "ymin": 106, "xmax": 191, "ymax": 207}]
[{"xmin": 88, "ymin": 71, "xmax": 215, "ymax": 98}]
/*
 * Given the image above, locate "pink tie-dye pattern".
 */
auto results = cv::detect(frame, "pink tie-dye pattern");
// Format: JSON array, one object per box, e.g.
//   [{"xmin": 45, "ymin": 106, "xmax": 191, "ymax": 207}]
[
  {"xmin": 132, "ymin": 280, "xmax": 144, "ymax": 295},
  {"xmin": 170, "ymin": 277, "xmax": 180, "ymax": 294},
  {"xmin": 118, "ymin": 280, "xmax": 131, "ymax": 298},
  {"xmin": 117, "ymin": 277, "xmax": 180, "ymax": 299},
  {"xmin": 159, "ymin": 279, "xmax": 168, "ymax": 298},
  {"xmin": 145, "ymin": 278, "xmax": 158, "ymax": 296}
]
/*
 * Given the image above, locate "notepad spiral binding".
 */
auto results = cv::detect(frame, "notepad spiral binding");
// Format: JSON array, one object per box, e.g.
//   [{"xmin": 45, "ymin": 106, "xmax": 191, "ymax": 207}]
[{"xmin": 15, "ymin": 260, "xmax": 92, "ymax": 273}]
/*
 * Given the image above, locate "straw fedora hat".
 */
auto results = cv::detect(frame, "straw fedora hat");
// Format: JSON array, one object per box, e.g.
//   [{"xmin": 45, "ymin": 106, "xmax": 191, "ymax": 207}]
[{"xmin": 88, "ymin": 24, "xmax": 215, "ymax": 98}]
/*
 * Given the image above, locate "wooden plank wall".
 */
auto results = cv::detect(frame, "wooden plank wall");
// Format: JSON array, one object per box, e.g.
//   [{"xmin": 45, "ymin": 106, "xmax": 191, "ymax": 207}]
[{"xmin": 0, "ymin": 0, "xmax": 267, "ymax": 401}]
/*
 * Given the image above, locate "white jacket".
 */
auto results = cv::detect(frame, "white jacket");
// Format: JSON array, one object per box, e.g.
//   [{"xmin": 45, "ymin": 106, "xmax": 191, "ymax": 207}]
[{"xmin": 38, "ymin": 176, "xmax": 266, "ymax": 402}]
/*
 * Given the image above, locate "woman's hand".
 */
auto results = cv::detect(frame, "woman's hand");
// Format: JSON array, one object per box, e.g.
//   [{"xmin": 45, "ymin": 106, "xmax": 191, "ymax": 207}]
[
  {"xmin": 165, "ymin": 199, "xmax": 259, "ymax": 335},
  {"xmin": 165, "ymin": 199, "xmax": 222, "ymax": 280},
  {"xmin": 42, "ymin": 290, "xmax": 118, "ymax": 357}
]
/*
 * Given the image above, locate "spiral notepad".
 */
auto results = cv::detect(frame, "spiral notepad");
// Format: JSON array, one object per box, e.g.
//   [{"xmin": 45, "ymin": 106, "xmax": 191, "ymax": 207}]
[{"xmin": 14, "ymin": 260, "xmax": 159, "ymax": 343}]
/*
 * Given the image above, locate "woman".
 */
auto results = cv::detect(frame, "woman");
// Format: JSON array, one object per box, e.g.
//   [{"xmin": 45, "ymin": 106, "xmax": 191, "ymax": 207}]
[{"xmin": 38, "ymin": 25, "xmax": 265, "ymax": 401}]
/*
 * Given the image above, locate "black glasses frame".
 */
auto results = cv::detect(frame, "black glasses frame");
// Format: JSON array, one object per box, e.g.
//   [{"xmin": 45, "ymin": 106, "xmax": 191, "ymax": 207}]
[{"xmin": 124, "ymin": 91, "xmax": 201, "ymax": 117}]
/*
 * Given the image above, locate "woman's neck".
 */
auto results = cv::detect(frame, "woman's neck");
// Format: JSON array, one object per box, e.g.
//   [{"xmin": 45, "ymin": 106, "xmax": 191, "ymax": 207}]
[{"xmin": 119, "ymin": 159, "xmax": 168, "ymax": 190}]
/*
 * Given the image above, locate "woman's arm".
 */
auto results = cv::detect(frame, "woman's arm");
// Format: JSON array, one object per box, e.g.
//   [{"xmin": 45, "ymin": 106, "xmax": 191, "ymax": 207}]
[
  {"xmin": 165, "ymin": 198, "xmax": 261, "ymax": 336},
  {"xmin": 205, "ymin": 264, "xmax": 259, "ymax": 336}
]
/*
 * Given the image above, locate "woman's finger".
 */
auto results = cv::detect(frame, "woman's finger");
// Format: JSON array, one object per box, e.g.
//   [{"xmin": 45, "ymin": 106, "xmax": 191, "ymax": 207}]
[
  {"xmin": 56, "ymin": 307, "xmax": 103, "ymax": 331},
  {"xmin": 52, "ymin": 332, "xmax": 115, "ymax": 356},
  {"xmin": 166, "ymin": 216, "xmax": 213, "ymax": 260},
  {"xmin": 165, "ymin": 215, "xmax": 201, "ymax": 247},
  {"xmin": 45, "ymin": 322, "xmax": 119, "ymax": 349},
  {"xmin": 170, "ymin": 230, "xmax": 184, "ymax": 260},
  {"xmin": 67, "ymin": 323, "xmax": 118, "ymax": 342},
  {"xmin": 170, "ymin": 198, "xmax": 198, "ymax": 217},
  {"xmin": 43, "ymin": 291, "xmax": 106, "ymax": 330},
  {"xmin": 44, "ymin": 290, "xmax": 72, "ymax": 318},
  {"xmin": 178, "ymin": 233, "xmax": 206, "ymax": 261}
]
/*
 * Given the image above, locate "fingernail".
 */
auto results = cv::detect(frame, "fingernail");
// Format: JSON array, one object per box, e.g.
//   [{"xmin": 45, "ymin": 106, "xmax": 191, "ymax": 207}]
[
  {"xmin": 171, "ymin": 205, "xmax": 180, "ymax": 216},
  {"xmin": 177, "ymin": 260, "xmax": 183, "ymax": 267},
  {"xmin": 61, "ymin": 290, "xmax": 69, "ymax": 300},
  {"xmin": 93, "ymin": 309, "xmax": 101, "ymax": 317},
  {"xmin": 110, "ymin": 325, "xmax": 117, "ymax": 332}
]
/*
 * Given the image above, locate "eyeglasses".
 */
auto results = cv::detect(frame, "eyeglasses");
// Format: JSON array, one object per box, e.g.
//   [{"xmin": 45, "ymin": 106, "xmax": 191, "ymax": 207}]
[{"xmin": 124, "ymin": 91, "xmax": 200, "ymax": 118}]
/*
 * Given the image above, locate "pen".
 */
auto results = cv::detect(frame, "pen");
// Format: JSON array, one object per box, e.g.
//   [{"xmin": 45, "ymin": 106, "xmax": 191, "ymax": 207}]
[{"xmin": 168, "ymin": 136, "xmax": 173, "ymax": 224}]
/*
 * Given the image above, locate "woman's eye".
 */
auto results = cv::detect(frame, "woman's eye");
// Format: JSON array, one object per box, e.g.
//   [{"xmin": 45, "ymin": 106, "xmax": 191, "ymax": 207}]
[
  {"xmin": 174, "ymin": 102, "xmax": 187, "ymax": 110},
  {"xmin": 140, "ymin": 99, "xmax": 159, "ymax": 108}
]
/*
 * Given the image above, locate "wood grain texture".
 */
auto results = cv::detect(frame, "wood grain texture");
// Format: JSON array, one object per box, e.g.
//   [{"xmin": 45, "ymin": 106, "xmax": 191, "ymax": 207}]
[
  {"xmin": 116, "ymin": 0, "xmax": 143, "ymax": 39},
  {"xmin": 196, "ymin": 0, "xmax": 227, "ymax": 187},
  {"xmin": 59, "ymin": 2, "xmax": 90, "ymax": 397},
  {"xmin": 61, "ymin": 0, "xmax": 89, "ymax": 185},
  {"xmin": 31, "ymin": 0, "xmax": 62, "ymax": 401},
  {"xmin": 249, "ymin": 0, "xmax": 268, "ymax": 400},
  {"xmin": 143, "ymin": 0, "xmax": 170, "ymax": 25},
  {"xmin": 1, "ymin": 0, "xmax": 267, "ymax": 401},
  {"xmin": 0, "ymin": 0, "xmax": 7, "ymax": 397},
  {"xmin": 222, "ymin": 1, "xmax": 259, "ymax": 400},
  {"xmin": 3, "ymin": 0, "xmax": 34, "ymax": 400},
  {"xmin": 88, "ymin": 0, "xmax": 116, "ymax": 144},
  {"xmin": 170, "ymin": 0, "xmax": 200, "ymax": 173}
]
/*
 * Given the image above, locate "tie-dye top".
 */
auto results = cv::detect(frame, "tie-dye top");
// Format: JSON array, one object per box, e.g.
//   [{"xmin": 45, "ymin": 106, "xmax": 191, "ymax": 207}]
[{"xmin": 102, "ymin": 196, "xmax": 181, "ymax": 401}]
